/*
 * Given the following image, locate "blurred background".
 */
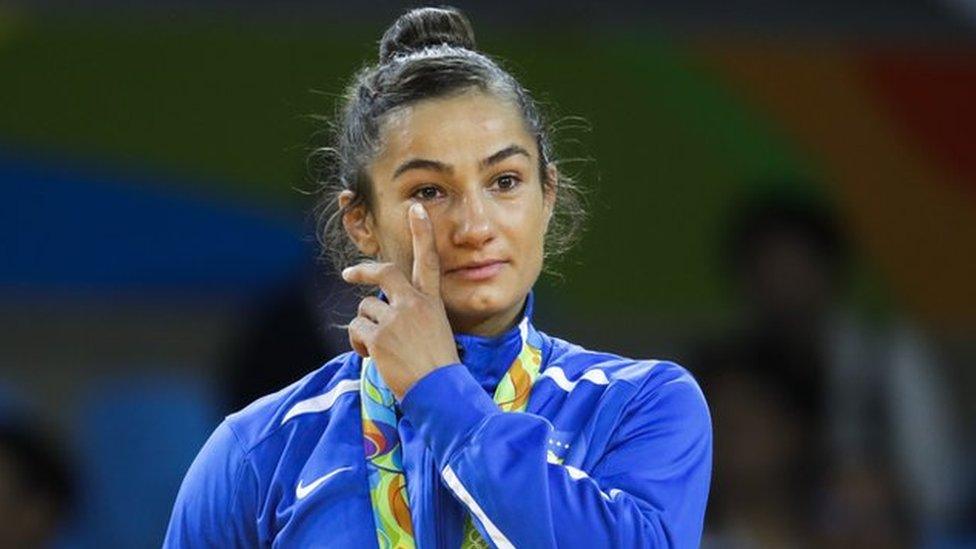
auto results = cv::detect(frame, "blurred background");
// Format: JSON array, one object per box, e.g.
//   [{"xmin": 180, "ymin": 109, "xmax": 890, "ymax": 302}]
[{"xmin": 1, "ymin": 1, "xmax": 973, "ymax": 547}]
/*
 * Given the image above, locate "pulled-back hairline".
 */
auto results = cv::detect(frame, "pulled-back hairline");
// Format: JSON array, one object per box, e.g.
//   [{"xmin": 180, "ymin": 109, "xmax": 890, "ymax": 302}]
[{"xmin": 312, "ymin": 14, "xmax": 586, "ymax": 278}]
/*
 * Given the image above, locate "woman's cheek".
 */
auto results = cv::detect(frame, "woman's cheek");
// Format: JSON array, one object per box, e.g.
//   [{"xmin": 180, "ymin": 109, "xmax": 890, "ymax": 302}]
[{"xmin": 380, "ymin": 231, "xmax": 414, "ymax": 274}]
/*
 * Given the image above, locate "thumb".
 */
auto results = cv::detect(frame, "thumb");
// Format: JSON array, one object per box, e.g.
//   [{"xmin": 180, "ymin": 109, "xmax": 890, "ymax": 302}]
[{"xmin": 409, "ymin": 203, "xmax": 441, "ymax": 296}]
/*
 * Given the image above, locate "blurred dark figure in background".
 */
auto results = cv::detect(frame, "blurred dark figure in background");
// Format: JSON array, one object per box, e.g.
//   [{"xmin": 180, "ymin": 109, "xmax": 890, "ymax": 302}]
[
  {"xmin": 220, "ymin": 259, "xmax": 357, "ymax": 413},
  {"xmin": 695, "ymin": 187, "xmax": 964, "ymax": 547},
  {"xmin": 0, "ymin": 416, "xmax": 75, "ymax": 548}
]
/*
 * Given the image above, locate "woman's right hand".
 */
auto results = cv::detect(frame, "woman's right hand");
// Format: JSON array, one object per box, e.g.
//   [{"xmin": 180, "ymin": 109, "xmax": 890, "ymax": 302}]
[{"xmin": 342, "ymin": 203, "xmax": 460, "ymax": 399}]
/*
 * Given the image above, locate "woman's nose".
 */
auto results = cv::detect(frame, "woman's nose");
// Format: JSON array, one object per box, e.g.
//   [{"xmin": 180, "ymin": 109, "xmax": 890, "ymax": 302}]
[{"xmin": 449, "ymin": 192, "xmax": 494, "ymax": 248}]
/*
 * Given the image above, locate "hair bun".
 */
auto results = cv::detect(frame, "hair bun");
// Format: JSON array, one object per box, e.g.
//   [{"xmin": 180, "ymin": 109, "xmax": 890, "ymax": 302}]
[{"xmin": 379, "ymin": 6, "xmax": 476, "ymax": 63}]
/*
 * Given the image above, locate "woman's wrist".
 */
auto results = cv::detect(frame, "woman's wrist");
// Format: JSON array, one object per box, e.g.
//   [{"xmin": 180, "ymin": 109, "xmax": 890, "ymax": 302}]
[{"xmin": 398, "ymin": 363, "xmax": 500, "ymax": 464}]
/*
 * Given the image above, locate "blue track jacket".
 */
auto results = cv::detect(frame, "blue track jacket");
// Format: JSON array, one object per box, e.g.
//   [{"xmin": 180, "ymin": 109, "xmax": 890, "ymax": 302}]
[{"xmin": 164, "ymin": 292, "xmax": 712, "ymax": 547}]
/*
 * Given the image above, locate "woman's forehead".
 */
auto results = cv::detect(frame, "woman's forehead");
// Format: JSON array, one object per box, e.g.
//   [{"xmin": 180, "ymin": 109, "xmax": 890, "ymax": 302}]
[{"xmin": 375, "ymin": 91, "xmax": 535, "ymax": 171}]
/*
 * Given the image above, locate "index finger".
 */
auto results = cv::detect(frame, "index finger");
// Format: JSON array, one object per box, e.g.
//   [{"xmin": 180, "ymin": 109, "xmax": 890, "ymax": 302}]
[
  {"xmin": 341, "ymin": 261, "xmax": 414, "ymax": 302},
  {"xmin": 409, "ymin": 203, "xmax": 441, "ymax": 296}
]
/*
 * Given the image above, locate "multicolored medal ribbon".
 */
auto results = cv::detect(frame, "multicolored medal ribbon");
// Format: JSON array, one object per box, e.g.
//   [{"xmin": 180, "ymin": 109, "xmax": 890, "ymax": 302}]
[{"xmin": 360, "ymin": 315, "xmax": 544, "ymax": 549}]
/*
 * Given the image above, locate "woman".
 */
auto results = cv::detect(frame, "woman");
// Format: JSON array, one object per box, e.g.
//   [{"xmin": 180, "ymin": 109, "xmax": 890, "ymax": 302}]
[{"xmin": 165, "ymin": 6, "xmax": 711, "ymax": 548}]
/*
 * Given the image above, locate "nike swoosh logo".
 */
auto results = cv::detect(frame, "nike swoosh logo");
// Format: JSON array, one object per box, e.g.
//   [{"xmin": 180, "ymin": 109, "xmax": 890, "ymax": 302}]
[{"xmin": 295, "ymin": 466, "xmax": 354, "ymax": 500}]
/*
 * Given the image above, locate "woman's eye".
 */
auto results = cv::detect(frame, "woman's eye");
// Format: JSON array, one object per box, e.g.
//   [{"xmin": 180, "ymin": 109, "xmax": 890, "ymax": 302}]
[
  {"xmin": 494, "ymin": 174, "xmax": 521, "ymax": 191},
  {"xmin": 412, "ymin": 185, "xmax": 443, "ymax": 200}
]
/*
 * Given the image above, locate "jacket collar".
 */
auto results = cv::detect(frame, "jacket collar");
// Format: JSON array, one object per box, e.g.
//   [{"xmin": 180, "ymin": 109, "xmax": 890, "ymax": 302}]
[
  {"xmin": 453, "ymin": 290, "xmax": 534, "ymax": 395},
  {"xmin": 375, "ymin": 289, "xmax": 535, "ymax": 396}
]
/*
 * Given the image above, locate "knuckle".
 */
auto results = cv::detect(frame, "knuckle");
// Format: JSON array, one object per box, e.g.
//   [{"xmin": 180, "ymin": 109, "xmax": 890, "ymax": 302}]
[
  {"xmin": 352, "ymin": 315, "xmax": 370, "ymax": 331},
  {"xmin": 348, "ymin": 317, "xmax": 363, "ymax": 332}
]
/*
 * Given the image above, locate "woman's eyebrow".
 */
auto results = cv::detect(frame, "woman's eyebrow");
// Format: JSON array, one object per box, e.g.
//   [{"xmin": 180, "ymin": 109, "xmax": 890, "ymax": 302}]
[
  {"xmin": 392, "ymin": 144, "xmax": 530, "ymax": 179},
  {"xmin": 481, "ymin": 144, "xmax": 531, "ymax": 169},
  {"xmin": 393, "ymin": 158, "xmax": 453, "ymax": 179}
]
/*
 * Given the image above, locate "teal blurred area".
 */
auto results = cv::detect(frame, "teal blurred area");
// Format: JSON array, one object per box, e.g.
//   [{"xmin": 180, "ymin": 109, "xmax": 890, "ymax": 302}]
[
  {"xmin": 0, "ymin": 147, "xmax": 308, "ymax": 293},
  {"xmin": 1, "ymin": 2, "xmax": 974, "ymax": 547}
]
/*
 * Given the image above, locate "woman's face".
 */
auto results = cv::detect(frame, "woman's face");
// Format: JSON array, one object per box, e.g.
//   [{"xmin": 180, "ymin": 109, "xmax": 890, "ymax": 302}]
[{"xmin": 342, "ymin": 90, "xmax": 555, "ymax": 336}]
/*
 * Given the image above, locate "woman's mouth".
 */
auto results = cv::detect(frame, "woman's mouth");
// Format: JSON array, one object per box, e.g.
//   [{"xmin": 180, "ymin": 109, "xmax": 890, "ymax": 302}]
[{"xmin": 446, "ymin": 260, "xmax": 508, "ymax": 281}]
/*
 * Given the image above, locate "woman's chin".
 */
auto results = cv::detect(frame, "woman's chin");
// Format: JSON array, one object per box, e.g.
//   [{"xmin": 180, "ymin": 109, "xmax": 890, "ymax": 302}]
[
  {"xmin": 443, "ymin": 288, "xmax": 504, "ymax": 315},
  {"xmin": 443, "ymin": 284, "xmax": 515, "ymax": 321}
]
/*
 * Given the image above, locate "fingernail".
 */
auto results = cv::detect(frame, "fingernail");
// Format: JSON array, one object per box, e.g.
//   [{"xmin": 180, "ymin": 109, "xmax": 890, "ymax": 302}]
[
  {"xmin": 412, "ymin": 203, "xmax": 427, "ymax": 219},
  {"xmin": 341, "ymin": 267, "xmax": 351, "ymax": 279}
]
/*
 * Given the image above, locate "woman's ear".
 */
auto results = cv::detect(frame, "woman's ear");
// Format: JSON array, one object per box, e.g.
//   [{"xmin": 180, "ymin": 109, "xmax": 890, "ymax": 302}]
[
  {"xmin": 543, "ymin": 163, "xmax": 558, "ymax": 227},
  {"xmin": 339, "ymin": 190, "xmax": 380, "ymax": 257}
]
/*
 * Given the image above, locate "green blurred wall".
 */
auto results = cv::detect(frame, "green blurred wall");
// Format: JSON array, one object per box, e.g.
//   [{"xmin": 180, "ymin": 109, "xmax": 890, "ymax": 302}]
[{"xmin": 1, "ymin": 15, "xmax": 818, "ymax": 317}]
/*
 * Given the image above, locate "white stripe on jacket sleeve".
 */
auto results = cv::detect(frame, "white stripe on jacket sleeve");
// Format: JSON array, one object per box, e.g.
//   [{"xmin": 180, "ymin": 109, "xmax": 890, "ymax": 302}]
[
  {"xmin": 441, "ymin": 464, "xmax": 515, "ymax": 549},
  {"xmin": 281, "ymin": 378, "xmax": 360, "ymax": 425}
]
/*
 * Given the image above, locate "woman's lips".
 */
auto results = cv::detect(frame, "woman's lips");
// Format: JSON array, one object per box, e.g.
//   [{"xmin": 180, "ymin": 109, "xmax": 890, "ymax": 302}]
[{"xmin": 447, "ymin": 260, "xmax": 507, "ymax": 281}]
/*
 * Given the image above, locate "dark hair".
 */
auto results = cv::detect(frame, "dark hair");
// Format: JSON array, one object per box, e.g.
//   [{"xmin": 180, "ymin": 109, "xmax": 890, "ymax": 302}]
[{"xmin": 311, "ymin": 6, "xmax": 586, "ymax": 275}]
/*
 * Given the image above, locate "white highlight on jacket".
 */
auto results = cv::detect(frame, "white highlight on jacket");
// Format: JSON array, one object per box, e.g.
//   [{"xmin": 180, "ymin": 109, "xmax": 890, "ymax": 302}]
[
  {"xmin": 546, "ymin": 453, "xmax": 620, "ymax": 501},
  {"xmin": 281, "ymin": 378, "xmax": 360, "ymax": 425},
  {"xmin": 441, "ymin": 464, "xmax": 515, "ymax": 549},
  {"xmin": 518, "ymin": 315, "xmax": 529, "ymax": 344},
  {"xmin": 540, "ymin": 366, "xmax": 610, "ymax": 392}
]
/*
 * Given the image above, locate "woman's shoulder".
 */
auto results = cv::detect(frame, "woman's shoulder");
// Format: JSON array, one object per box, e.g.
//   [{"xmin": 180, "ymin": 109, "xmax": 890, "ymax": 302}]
[
  {"xmin": 540, "ymin": 333, "xmax": 710, "ymax": 424},
  {"xmin": 167, "ymin": 351, "xmax": 364, "ymax": 544},
  {"xmin": 543, "ymin": 333, "xmax": 702, "ymax": 393},
  {"xmin": 220, "ymin": 350, "xmax": 363, "ymax": 455}
]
